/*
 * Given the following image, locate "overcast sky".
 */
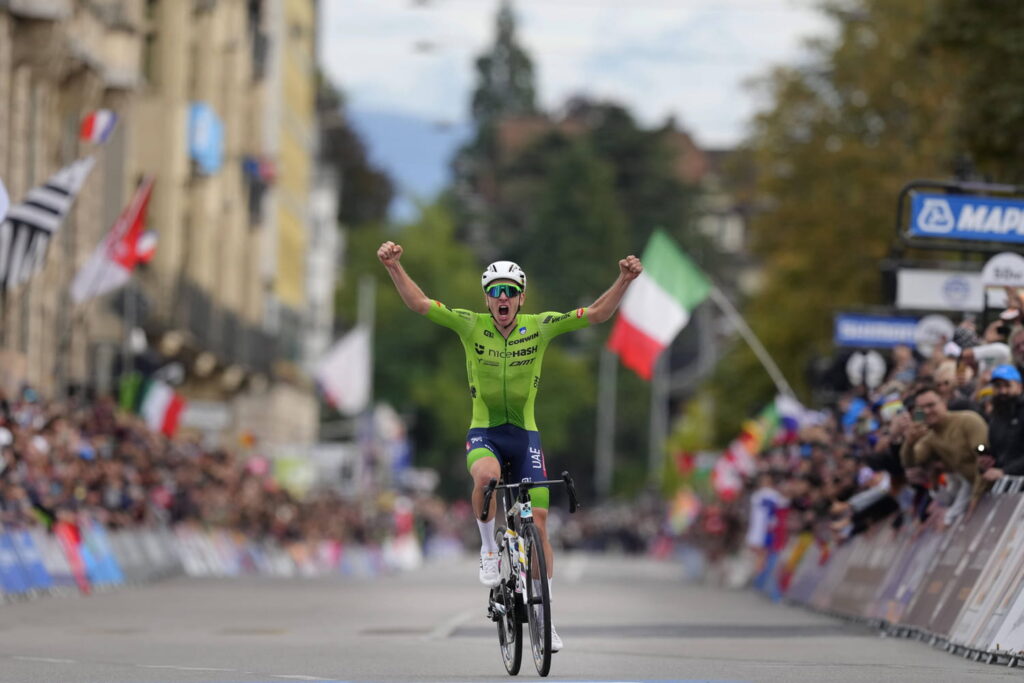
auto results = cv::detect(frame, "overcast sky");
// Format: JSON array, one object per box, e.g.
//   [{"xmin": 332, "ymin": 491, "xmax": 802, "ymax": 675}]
[{"xmin": 319, "ymin": 0, "xmax": 833, "ymax": 149}]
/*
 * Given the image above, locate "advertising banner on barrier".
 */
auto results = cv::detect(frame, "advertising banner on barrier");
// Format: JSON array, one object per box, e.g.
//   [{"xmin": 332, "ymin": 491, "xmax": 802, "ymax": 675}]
[
  {"xmin": 928, "ymin": 495, "xmax": 1021, "ymax": 636},
  {"xmin": 870, "ymin": 525, "xmax": 941, "ymax": 623},
  {"xmin": 829, "ymin": 528, "xmax": 904, "ymax": 618},
  {"xmin": 0, "ymin": 530, "xmax": 31, "ymax": 594},
  {"xmin": 808, "ymin": 541, "xmax": 855, "ymax": 611},
  {"xmin": 11, "ymin": 529, "xmax": 52, "ymax": 591},
  {"xmin": 901, "ymin": 497, "xmax": 996, "ymax": 633},
  {"xmin": 951, "ymin": 496, "xmax": 1024, "ymax": 649},
  {"xmin": 31, "ymin": 529, "xmax": 75, "ymax": 588}
]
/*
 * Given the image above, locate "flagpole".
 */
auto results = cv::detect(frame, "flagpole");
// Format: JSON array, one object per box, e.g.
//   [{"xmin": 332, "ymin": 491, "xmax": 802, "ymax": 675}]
[
  {"xmin": 357, "ymin": 275, "xmax": 377, "ymax": 490},
  {"xmin": 648, "ymin": 351, "xmax": 669, "ymax": 487},
  {"xmin": 594, "ymin": 346, "xmax": 617, "ymax": 500},
  {"xmin": 707, "ymin": 285, "xmax": 795, "ymax": 399}
]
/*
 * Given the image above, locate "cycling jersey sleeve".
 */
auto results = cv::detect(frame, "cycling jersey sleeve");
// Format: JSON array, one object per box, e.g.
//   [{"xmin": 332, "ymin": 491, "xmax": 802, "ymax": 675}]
[
  {"xmin": 424, "ymin": 300, "xmax": 477, "ymax": 337},
  {"xmin": 537, "ymin": 307, "xmax": 589, "ymax": 341}
]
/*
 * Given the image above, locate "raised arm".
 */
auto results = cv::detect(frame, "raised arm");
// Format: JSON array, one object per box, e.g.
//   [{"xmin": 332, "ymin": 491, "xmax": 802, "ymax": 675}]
[
  {"xmin": 377, "ymin": 241, "xmax": 431, "ymax": 315},
  {"xmin": 586, "ymin": 255, "xmax": 643, "ymax": 324}
]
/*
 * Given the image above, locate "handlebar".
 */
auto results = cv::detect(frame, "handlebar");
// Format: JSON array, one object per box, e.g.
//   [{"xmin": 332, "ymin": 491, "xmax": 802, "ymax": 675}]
[{"xmin": 478, "ymin": 471, "xmax": 582, "ymax": 521}]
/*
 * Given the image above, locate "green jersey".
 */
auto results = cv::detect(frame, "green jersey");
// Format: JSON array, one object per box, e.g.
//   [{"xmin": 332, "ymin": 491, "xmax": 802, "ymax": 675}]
[{"xmin": 425, "ymin": 300, "xmax": 590, "ymax": 430}]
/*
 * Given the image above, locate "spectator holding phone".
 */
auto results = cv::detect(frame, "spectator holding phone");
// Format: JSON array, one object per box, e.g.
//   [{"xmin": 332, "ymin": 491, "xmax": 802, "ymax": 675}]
[{"xmin": 900, "ymin": 385, "xmax": 989, "ymax": 526}]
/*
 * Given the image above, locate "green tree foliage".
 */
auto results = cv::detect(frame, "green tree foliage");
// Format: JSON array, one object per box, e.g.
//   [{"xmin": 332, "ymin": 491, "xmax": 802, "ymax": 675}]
[
  {"xmin": 317, "ymin": 75, "xmax": 394, "ymax": 226},
  {"xmin": 923, "ymin": 0, "xmax": 1024, "ymax": 183},
  {"xmin": 708, "ymin": 0, "xmax": 960, "ymax": 440},
  {"xmin": 468, "ymin": 0, "xmax": 538, "ymax": 160}
]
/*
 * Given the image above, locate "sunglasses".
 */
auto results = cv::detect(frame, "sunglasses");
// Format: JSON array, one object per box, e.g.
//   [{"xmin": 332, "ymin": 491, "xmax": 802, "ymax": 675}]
[{"xmin": 485, "ymin": 283, "xmax": 522, "ymax": 298}]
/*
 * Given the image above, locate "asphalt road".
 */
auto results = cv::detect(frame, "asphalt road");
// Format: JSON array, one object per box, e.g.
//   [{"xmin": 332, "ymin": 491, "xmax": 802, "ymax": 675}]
[{"xmin": 0, "ymin": 553, "xmax": 1018, "ymax": 682}]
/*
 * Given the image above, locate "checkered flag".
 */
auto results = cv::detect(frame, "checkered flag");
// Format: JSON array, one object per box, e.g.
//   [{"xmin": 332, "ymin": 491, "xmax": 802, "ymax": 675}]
[{"xmin": 0, "ymin": 157, "xmax": 95, "ymax": 292}]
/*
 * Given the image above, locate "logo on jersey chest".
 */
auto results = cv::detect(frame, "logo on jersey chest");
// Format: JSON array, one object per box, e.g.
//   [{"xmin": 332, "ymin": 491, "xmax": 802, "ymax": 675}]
[{"xmin": 508, "ymin": 332, "xmax": 538, "ymax": 346}]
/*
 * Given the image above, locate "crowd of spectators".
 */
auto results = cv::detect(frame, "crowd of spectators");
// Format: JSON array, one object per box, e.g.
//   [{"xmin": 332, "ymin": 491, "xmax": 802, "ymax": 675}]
[
  {"xmin": 0, "ymin": 389, "xmax": 456, "ymax": 550},
  {"xmin": 741, "ymin": 291, "xmax": 1024, "ymax": 564}
]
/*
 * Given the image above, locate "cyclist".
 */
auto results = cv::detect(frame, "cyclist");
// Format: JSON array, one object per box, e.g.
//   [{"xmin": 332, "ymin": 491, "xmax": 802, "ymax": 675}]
[{"xmin": 377, "ymin": 241, "xmax": 642, "ymax": 652}]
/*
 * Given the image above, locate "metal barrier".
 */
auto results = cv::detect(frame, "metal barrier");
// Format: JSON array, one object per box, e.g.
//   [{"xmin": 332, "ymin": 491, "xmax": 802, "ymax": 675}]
[
  {"xmin": 0, "ymin": 518, "xmax": 426, "ymax": 604},
  {"xmin": 771, "ymin": 477, "xmax": 1024, "ymax": 665}
]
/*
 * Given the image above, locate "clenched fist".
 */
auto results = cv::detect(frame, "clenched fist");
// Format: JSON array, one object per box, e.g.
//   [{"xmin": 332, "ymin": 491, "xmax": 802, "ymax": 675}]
[
  {"xmin": 377, "ymin": 241, "xmax": 403, "ymax": 267},
  {"xmin": 619, "ymin": 255, "xmax": 642, "ymax": 281}
]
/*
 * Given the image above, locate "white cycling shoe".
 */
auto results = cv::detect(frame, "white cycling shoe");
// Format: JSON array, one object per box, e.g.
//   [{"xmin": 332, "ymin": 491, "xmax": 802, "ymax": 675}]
[
  {"xmin": 479, "ymin": 551, "xmax": 500, "ymax": 587},
  {"xmin": 550, "ymin": 623, "xmax": 563, "ymax": 653}
]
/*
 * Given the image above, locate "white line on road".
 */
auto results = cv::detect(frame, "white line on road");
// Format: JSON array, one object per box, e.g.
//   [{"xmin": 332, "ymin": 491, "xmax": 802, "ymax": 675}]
[
  {"xmin": 137, "ymin": 664, "xmax": 239, "ymax": 672},
  {"xmin": 271, "ymin": 675, "xmax": 331, "ymax": 680},
  {"xmin": 427, "ymin": 606, "xmax": 478, "ymax": 639},
  {"xmin": 12, "ymin": 656, "xmax": 77, "ymax": 664}
]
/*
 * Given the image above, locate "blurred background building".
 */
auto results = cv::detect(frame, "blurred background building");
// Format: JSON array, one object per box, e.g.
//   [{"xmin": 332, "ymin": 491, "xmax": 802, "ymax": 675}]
[{"xmin": 0, "ymin": 0, "xmax": 336, "ymax": 452}]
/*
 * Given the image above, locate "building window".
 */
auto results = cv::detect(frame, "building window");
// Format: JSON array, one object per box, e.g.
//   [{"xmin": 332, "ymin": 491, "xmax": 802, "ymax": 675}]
[{"xmin": 142, "ymin": 32, "xmax": 158, "ymax": 87}]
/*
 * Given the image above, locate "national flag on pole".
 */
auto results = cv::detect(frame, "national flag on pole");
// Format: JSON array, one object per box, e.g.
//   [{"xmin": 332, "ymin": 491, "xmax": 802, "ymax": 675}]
[
  {"xmin": 79, "ymin": 110, "xmax": 118, "ymax": 144},
  {"xmin": 70, "ymin": 177, "xmax": 156, "ymax": 303},
  {"xmin": 607, "ymin": 230, "xmax": 711, "ymax": 380},
  {"xmin": 316, "ymin": 325, "xmax": 371, "ymax": 416},
  {"xmin": 139, "ymin": 379, "xmax": 186, "ymax": 437},
  {"xmin": 0, "ymin": 157, "xmax": 95, "ymax": 292}
]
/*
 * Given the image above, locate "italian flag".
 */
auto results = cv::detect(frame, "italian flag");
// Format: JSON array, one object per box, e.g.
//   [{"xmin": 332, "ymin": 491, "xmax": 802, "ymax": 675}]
[
  {"xmin": 607, "ymin": 230, "xmax": 711, "ymax": 380},
  {"xmin": 121, "ymin": 374, "xmax": 186, "ymax": 437}
]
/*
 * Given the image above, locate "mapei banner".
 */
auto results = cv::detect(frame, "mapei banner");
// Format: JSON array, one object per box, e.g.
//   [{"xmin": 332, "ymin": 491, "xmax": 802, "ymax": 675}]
[{"xmin": 910, "ymin": 192, "xmax": 1024, "ymax": 243}]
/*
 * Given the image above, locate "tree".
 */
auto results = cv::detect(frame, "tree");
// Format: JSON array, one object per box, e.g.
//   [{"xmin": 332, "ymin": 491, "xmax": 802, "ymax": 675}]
[
  {"xmin": 467, "ymin": 0, "xmax": 538, "ymax": 163},
  {"xmin": 923, "ymin": 1, "xmax": 1024, "ymax": 183},
  {"xmin": 317, "ymin": 74, "xmax": 394, "ymax": 226},
  {"xmin": 707, "ymin": 0, "xmax": 959, "ymax": 440}
]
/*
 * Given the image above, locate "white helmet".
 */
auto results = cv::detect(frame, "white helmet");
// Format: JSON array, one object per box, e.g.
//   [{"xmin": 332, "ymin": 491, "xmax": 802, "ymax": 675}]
[{"xmin": 481, "ymin": 260, "xmax": 526, "ymax": 290}]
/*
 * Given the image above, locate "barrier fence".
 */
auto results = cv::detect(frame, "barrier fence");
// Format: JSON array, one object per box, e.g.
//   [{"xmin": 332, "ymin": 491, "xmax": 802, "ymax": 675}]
[
  {"xmin": 0, "ymin": 521, "xmax": 428, "ymax": 603},
  {"xmin": 761, "ymin": 477, "xmax": 1024, "ymax": 664}
]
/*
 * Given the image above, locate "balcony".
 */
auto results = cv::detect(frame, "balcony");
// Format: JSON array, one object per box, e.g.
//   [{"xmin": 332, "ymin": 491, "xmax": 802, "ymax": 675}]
[{"xmin": 6, "ymin": 0, "xmax": 71, "ymax": 20}]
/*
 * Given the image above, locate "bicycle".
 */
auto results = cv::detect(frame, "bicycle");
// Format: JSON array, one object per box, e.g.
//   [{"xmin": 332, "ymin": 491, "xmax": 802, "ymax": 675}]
[{"xmin": 481, "ymin": 465, "xmax": 580, "ymax": 677}]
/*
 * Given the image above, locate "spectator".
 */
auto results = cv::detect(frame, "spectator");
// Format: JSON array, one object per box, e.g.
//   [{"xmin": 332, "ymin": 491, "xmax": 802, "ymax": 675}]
[
  {"xmin": 888, "ymin": 345, "xmax": 918, "ymax": 386},
  {"xmin": 900, "ymin": 385, "xmax": 988, "ymax": 526},
  {"xmin": 981, "ymin": 364, "xmax": 1024, "ymax": 482}
]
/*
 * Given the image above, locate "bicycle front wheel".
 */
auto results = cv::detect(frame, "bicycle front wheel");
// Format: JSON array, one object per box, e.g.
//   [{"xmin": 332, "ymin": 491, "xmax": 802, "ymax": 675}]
[
  {"xmin": 524, "ymin": 524, "xmax": 551, "ymax": 676},
  {"xmin": 495, "ymin": 529, "xmax": 522, "ymax": 675}
]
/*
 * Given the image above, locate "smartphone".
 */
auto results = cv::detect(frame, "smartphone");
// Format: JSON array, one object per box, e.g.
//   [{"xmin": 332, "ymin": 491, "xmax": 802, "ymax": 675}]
[{"xmin": 912, "ymin": 409, "xmax": 925, "ymax": 423}]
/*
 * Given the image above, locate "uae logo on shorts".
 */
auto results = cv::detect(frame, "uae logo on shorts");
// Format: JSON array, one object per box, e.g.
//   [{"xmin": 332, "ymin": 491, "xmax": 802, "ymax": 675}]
[{"xmin": 519, "ymin": 326, "xmax": 527, "ymax": 334}]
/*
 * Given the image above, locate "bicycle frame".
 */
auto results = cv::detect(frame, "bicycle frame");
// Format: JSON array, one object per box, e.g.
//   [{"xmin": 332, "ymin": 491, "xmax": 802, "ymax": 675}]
[{"xmin": 483, "ymin": 469, "xmax": 580, "ymax": 597}]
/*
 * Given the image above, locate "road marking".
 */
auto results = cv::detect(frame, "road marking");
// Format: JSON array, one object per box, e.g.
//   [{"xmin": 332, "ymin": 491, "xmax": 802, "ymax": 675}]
[
  {"xmin": 272, "ymin": 675, "xmax": 330, "ymax": 680},
  {"xmin": 12, "ymin": 656, "xmax": 77, "ymax": 664},
  {"xmin": 426, "ymin": 606, "xmax": 478, "ymax": 639},
  {"xmin": 137, "ymin": 664, "xmax": 238, "ymax": 672}
]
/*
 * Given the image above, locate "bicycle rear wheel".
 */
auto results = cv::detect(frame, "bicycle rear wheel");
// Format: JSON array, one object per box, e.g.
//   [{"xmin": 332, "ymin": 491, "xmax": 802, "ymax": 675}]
[
  {"xmin": 494, "ymin": 529, "xmax": 522, "ymax": 675},
  {"xmin": 524, "ymin": 524, "xmax": 551, "ymax": 676}
]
